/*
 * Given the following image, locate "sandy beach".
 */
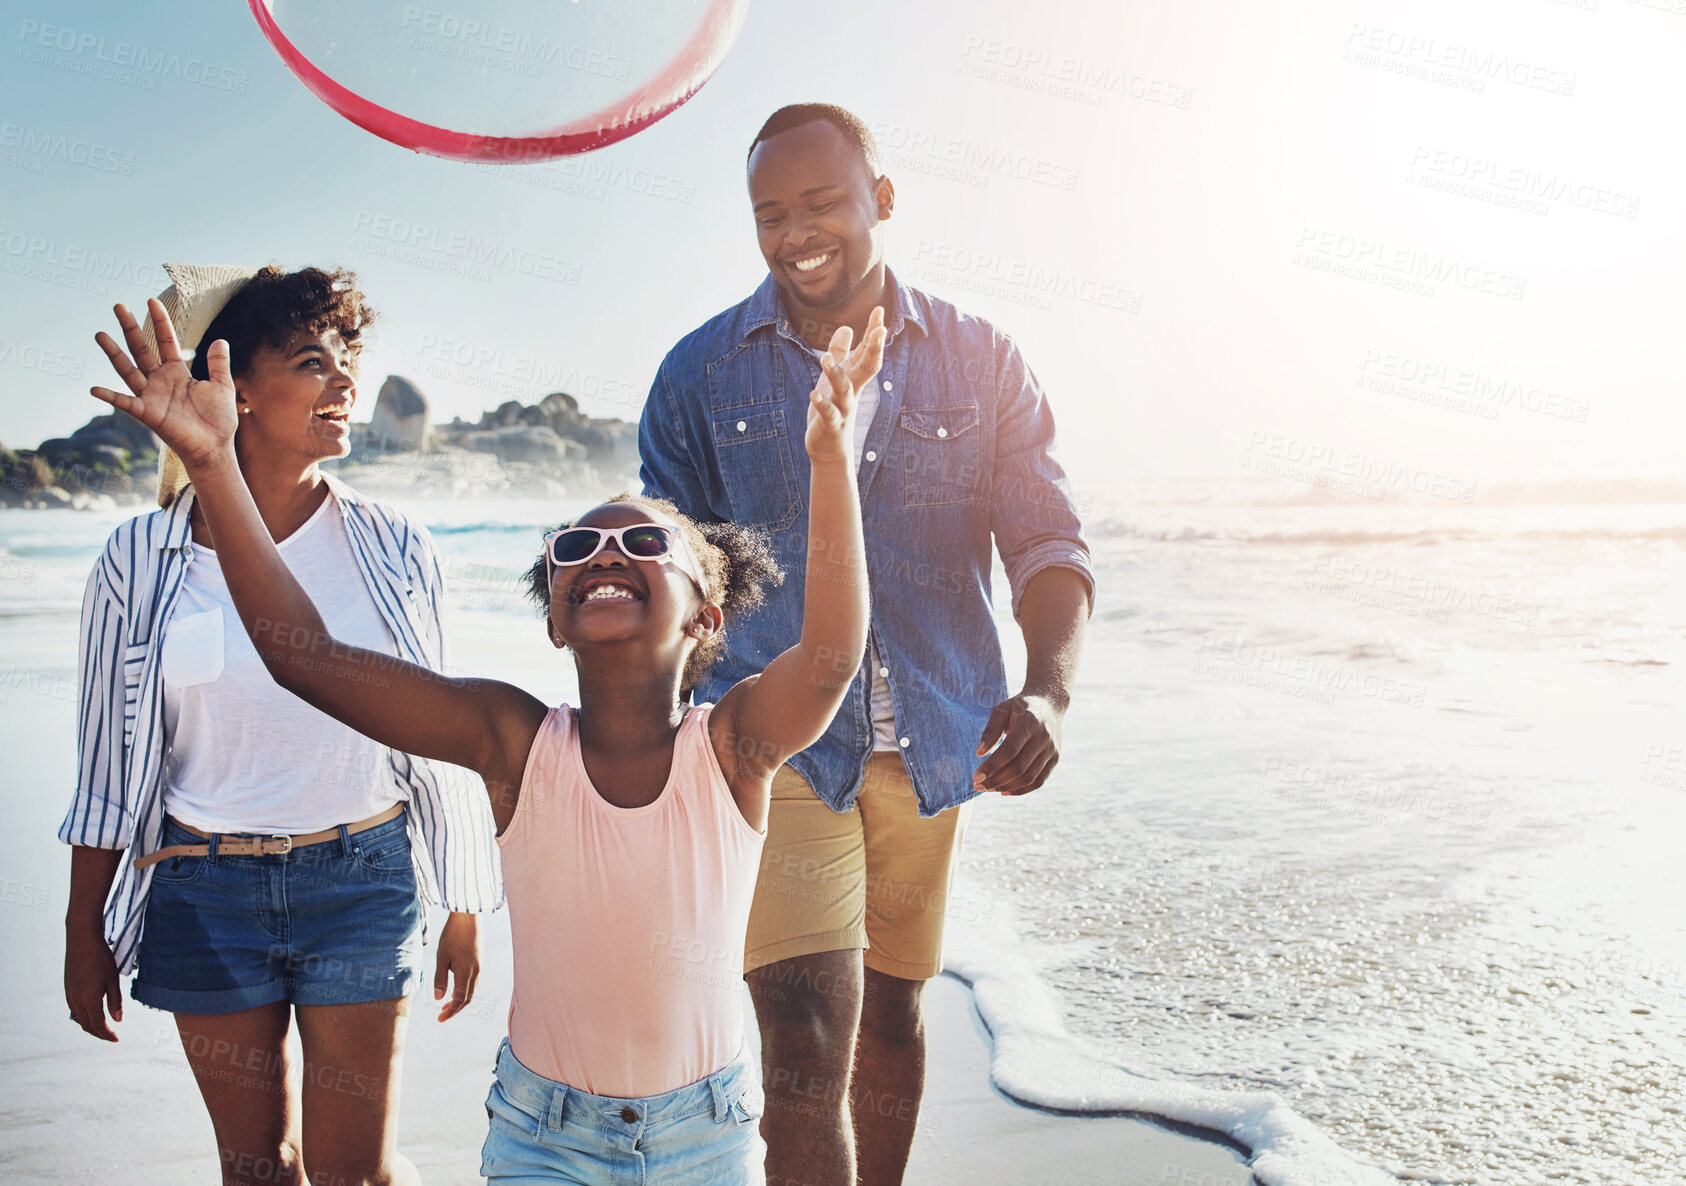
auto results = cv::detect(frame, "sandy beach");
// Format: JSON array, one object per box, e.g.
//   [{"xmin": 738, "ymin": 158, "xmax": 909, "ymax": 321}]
[
  {"xmin": 0, "ymin": 592, "xmax": 1255, "ymax": 1185},
  {"xmin": 11, "ymin": 482, "xmax": 1684, "ymax": 1184}
]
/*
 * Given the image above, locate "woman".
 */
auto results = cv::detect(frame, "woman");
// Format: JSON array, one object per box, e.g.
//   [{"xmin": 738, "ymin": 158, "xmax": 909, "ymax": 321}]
[{"xmin": 60, "ymin": 263, "xmax": 500, "ymax": 1186}]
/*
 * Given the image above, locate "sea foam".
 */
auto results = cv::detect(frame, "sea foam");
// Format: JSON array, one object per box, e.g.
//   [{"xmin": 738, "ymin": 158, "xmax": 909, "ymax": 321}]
[{"xmin": 942, "ymin": 906, "xmax": 1400, "ymax": 1186}]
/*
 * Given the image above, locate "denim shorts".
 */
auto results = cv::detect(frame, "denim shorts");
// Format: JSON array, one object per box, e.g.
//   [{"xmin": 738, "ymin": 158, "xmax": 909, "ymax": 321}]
[
  {"xmin": 480, "ymin": 1037, "xmax": 766, "ymax": 1184},
  {"xmin": 132, "ymin": 811, "xmax": 423, "ymax": 1014}
]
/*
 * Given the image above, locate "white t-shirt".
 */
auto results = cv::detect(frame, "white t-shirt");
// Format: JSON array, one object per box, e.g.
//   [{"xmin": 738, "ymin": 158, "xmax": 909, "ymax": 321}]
[
  {"xmin": 805, "ymin": 345, "xmax": 899, "ymax": 751},
  {"xmin": 161, "ymin": 493, "xmax": 406, "ymax": 832}
]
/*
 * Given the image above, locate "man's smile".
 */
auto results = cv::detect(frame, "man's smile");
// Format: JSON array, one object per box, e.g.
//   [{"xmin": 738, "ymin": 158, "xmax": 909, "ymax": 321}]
[{"xmin": 789, "ymin": 251, "xmax": 835, "ymax": 275}]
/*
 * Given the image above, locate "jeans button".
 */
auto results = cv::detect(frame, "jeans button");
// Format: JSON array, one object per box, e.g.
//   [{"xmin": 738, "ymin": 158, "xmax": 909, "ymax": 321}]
[{"xmin": 620, "ymin": 1107, "xmax": 638, "ymax": 1124}]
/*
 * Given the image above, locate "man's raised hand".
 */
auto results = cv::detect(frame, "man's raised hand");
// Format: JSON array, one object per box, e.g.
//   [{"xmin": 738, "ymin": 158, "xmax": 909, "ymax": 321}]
[{"xmin": 89, "ymin": 298, "xmax": 239, "ymax": 471}]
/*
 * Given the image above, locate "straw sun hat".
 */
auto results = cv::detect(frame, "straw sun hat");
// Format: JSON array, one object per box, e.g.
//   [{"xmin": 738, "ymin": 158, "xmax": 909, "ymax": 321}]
[{"xmin": 136, "ymin": 263, "xmax": 262, "ymax": 508}]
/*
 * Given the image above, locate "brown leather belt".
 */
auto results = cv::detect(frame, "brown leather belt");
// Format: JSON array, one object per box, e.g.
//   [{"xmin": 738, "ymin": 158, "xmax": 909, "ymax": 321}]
[{"xmin": 133, "ymin": 803, "xmax": 406, "ymax": 870}]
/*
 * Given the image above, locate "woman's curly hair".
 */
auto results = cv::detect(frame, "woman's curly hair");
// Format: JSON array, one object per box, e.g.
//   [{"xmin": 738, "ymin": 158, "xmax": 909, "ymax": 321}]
[
  {"xmin": 190, "ymin": 265, "xmax": 376, "ymax": 380},
  {"xmin": 523, "ymin": 493, "xmax": 784, "ymax": 694}
]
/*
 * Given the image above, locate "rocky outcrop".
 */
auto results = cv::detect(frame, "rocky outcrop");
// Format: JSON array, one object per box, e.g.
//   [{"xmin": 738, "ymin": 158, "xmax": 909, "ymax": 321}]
[
  {"xmin": 462, "ymin": 424, "xmax": 580, "ymax": 467},
  {"xmin": 1, "ymin": 410, "xmax": 156, "ymax": 508},
  {"xmin": 6, "ymin": 377, "xmax": 641, "ymax": 508},
  {"xmin": 331, "ymin": 378, "xmax": 639, "ymax": 501},
  {"xmin": 365, "ymin": 375, "xmax": 433, "ymax": 452}
]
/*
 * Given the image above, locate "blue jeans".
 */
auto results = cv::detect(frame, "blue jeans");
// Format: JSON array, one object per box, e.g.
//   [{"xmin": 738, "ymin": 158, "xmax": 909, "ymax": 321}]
[
  {"xmin": 480, "ymin": 1038, "xmax": 766, "ymax": 1184},
  {"xmin": 132, "ymin": 811, "xmax": 422, "ymax": 1013}
]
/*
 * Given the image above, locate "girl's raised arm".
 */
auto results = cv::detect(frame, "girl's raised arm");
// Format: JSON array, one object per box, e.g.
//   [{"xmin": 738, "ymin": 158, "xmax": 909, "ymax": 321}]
[
  {"xmin": 712, "ymin": 307, "xmax": 884, "ymax": 784},
  {"xmin": 89, "ymin": 300, "xmax": 545, "ymax": 824}
]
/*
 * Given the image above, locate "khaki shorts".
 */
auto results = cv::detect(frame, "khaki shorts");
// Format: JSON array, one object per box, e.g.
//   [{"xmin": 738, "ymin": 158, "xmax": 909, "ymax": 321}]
[{"xmin": 743, "ymin": 753, "xmax": 970, "ymax": 981}]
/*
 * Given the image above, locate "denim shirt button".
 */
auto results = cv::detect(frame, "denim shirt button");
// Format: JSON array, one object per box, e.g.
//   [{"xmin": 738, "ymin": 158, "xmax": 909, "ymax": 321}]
[
  {"xmin": 882, "ymin": 380, "xmax": 892, "ymax": 391},
  {"xmin": 936, "ymin": 427, "xmax": 948, "ymax": 438},
  {"xmin": 878, "ymin": 666, "xmax": 889, "ymax": 678},
  {"xmin": 865, "ymin": 450, "xmax": 877, "ymax": 462},
  {"xmin": 736, "ymin": 420, "xmax": 747, "ymax": 432},
  {"xmin": 898, "ymin": 737, "xmax": 911, "ymax": 748}
]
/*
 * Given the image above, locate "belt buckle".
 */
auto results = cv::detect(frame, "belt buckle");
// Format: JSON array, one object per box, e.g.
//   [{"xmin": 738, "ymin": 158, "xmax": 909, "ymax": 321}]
[{"xmin": 266, "ymin": 834, "xmax": 294, "ymax": 856}]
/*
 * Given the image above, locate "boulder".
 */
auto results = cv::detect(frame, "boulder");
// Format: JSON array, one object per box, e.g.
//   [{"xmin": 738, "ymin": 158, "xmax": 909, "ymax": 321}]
[
  {"xmin": 368, "ymin": 376, "xmax": 432, "ymax": 452},
  {"xmin": 462, "ymin": 425, "xmax": 578, "ymax": 469},
  {"xmin": 489, "ymin": 400, "xmax": 526, "ymax": 428},
  {"xmin": 34, "ymin": 437, "xmax": 77, "ymax": 467},
  {"xmin": 538, "ymin": 391, "xmax": 584, "ymax": 430},
  {"xmin": 69, "ymin": 410, "xmax": 156, "ymax": 453}
]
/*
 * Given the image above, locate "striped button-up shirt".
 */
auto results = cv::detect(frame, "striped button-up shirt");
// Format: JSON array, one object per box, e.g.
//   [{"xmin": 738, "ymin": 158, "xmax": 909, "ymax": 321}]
[{"xmin": 58, "ymin": 472, "xmax": 503, "ymax": 975}]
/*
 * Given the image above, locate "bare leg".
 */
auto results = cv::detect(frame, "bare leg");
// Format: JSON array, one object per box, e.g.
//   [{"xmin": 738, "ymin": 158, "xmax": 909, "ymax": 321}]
[
  {"xmin": 747, "ymin": 949, "xmax": 863, "ymax": 1186},
  {"xmin": 294, "ymin": 997, "xmax": 418, "ymax": 1186},
  {"xmin": 851, "ymin": 969, "xmax": 927, "ymax": 1186},
  {"xmin": 175, "ymin": 1001, "xmax": 305, "ymax": 1185}
]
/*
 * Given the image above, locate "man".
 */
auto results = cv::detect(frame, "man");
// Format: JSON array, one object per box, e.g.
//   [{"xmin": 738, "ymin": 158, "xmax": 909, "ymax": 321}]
[{"xmin": 639, "ymin": 103, "xmax": 1093, "ymax": 1186}]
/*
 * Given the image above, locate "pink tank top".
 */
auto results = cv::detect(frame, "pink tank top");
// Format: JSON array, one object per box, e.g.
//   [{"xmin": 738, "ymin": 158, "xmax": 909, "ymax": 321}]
[{"xmin": 498, "ymin": 704, "xmax": 765, "ymax": 1097}]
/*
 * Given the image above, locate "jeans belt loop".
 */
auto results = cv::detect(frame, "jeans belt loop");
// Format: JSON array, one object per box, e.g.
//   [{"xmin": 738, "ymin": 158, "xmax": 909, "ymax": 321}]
[
  {"xmin": 208, "ymin": 831, "xmax": 220, "ymax": 863},
  {"xmin": 546, "ymin": 1084, "xmax": 567, "ymax": 1133},
  {"xmin": 710, "ymin": 1072, "xmax": 729, "ymax": 1123},
  {"xmin": 337, "ymin": 822, "xmax": 352, "ymax": 858}
]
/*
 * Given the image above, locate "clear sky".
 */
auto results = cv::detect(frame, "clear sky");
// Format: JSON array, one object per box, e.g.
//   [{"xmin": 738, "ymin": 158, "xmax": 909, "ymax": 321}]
[{"xmin": 2, "ymin": 0, "xmax": 1681, "ymax": 486}]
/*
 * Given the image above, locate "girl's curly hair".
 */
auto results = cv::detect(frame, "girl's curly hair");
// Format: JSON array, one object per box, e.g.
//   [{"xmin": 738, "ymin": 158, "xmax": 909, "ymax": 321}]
[
  {"xmin": 190, "ymin": 265, "xmax": 376, "ymax": 380},
  {"xmin": 523, "ymin": 493, "xmax": 784, "ymax": 694}
]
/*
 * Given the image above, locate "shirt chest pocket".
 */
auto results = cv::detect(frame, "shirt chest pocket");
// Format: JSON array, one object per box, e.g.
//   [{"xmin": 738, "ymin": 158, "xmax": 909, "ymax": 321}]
[
  {"xmin": 161, "ymin": 608, "xmax": 225, "ymax": 689},
  {"xmin": 710, "ymin": 407, "xmax": 802, "ymax": 529},
  {"xmin": 896, "ymin": 405, "xmax": 984, "ymax": 507}
]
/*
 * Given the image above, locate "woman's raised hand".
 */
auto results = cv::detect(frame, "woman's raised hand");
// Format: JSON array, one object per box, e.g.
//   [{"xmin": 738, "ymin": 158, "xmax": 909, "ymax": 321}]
[{"xmin": 90, "ymin": 299, "xmax": 239, "ymax": 471}]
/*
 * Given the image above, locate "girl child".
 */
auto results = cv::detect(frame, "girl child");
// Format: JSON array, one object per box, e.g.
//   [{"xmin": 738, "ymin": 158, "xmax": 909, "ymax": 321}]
[{"xmin": 85, "ymin": 296, "xmax": 886, "ymax": 1183}]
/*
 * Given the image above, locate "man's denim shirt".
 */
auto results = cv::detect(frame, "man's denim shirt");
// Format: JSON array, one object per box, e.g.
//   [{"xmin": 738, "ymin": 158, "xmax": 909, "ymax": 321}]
[{"xmin": 640, "ymin": 270, "xmax": 1094, "ymax": 816}]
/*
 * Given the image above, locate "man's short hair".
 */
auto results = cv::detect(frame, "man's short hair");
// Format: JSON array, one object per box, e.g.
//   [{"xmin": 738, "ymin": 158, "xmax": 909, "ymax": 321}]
[{"xmin": 747, "ymin": 103, "xmax": 881, "ymax": 181}]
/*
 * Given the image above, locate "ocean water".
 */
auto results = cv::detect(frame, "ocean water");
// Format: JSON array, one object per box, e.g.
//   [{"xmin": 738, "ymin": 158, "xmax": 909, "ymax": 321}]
[{"xmin": 5, "ymin": 478, "xmax": 1683, "ymax": 1185}]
